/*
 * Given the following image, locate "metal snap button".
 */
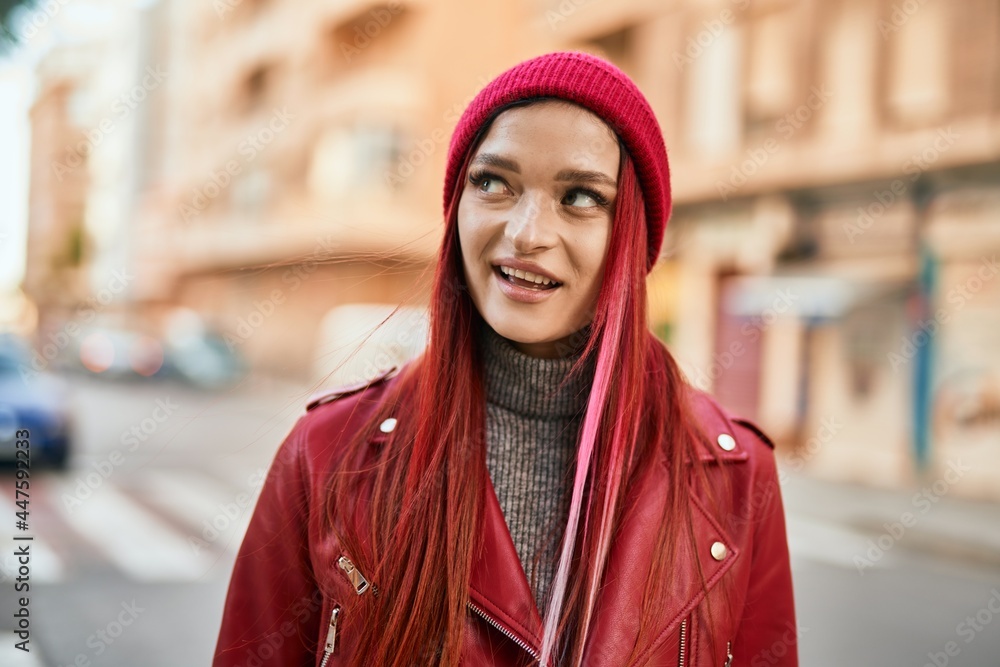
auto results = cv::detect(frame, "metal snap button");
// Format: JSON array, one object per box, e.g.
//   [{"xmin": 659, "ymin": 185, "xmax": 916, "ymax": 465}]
[
  {"xmin": 379, "ymin": 417, "xmax": 397, "ymax": 433},
  {"xmin": 711, "ymin": 541, "xmax": 728, "ymax": 561},
  {"xmin": 717, "ymin": 433, "xmax": 736, "ymax": 451}
]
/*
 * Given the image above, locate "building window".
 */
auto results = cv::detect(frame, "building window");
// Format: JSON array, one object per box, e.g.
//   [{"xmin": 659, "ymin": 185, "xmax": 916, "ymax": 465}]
[
  {"xmin": 948, "ymin": 0, "xmax": 999, "ymax": 118},
  {"xmin": 583, "ymin": 24, "xmax": 636, "ymax": 74},
  {"xmin": 235, "ymin": 0, "xmax": 270, "ymax": 23},
  {"xmin": 744, "ymin": 6, "xmax": 798, "ymax": 139},
  {"xmin": 324, "ymin": 3, "xmax": 411, "ymax": 71},
  {"xmin": 240, "ymin": 62, "xmax": 279, "ymax": 114},
  {"xmin": 684, "ymin": 12, "xmax": 742, "ymax": 160},
  {"xmin": 817, "ymin": 0, "xmax": 878, "ymax": 139},
  {"xmin": 308, "ymin": 123, "xmax": 405, "ymax": 199},
  {"xmin": 882, "ymin": 0, "xmax": 950, "ymax": 128}
]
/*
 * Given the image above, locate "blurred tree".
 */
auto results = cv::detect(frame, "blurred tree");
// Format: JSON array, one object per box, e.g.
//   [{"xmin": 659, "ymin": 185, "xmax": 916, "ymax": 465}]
[
  {"xmin": 65, "ymin": 222, "xmax": 86, "ymax": 267},
  {"xmin": 1, "ymin": 0, "xmax": 32, "ymax": 48}
]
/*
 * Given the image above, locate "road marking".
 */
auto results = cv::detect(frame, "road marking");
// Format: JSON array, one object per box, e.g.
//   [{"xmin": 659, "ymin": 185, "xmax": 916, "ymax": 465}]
[
  {"xmin": 52, "ymin": 480, "xmax": 216, "ymax": 582},
  {"xmin": 0, "ymin": 633, "xmax": 46, "ymax": 666},
  {"xmin": 139, "ymin": 468, "xmax": 262, "ymax": 555},
  {"xmin": 0, "ymin": 495, "xmax": 65, "ymax": 584}
]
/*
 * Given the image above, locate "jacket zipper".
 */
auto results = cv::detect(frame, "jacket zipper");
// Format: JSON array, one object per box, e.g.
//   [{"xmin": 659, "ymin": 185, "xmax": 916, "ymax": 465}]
[
  {"xmin": 318, "ymin": 587, "xmax": 708, "ymax": 666},
  {"xmin": 678, "ymin": 618, "xmax": 687, "ymax": 667},
  {"xmin": 724, "ymin": 640, "xmax": 733, "ymax": 667},
  {"xmin": 319, "ymin": 604, "xmax": 341, "ymax": 667},
  {"xmin": 467, "ymin": 601, "xmax": 541, "ymax": 664},
  {"xmin": 337, "ymin": 555, "xmax": 371, "ymax": 595},
  {"xmin": 321, "ymin": 555, "xmax": 374, "ymax": 666}
]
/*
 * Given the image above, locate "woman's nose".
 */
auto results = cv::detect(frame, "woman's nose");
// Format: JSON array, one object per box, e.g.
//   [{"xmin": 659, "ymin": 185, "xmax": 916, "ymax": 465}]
[{"xmin": 505, "ymin": 192, "xmax": 556, "ymax": 253}]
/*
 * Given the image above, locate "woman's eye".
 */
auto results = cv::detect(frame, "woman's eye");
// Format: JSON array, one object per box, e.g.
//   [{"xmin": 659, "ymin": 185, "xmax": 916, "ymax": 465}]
[
  {"xmin": 470, "ymin": 171, "xmax": 508, "ymax": 195},
  {"xmin": 564, "ymin": 190, "xmax": 603, "ymax": 208},
  {"xmin": 480, "ymin": 178, "xmax": 507, "ymax": 194}
]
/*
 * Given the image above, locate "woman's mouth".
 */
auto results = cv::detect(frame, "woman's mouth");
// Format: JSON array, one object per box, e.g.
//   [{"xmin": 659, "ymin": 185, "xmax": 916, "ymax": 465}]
[
  {"xmin": 494, "ymin": 265, "xmax": 561, "ymax": 291},
  {"xmin": 492, "ymin": 265, "xmax": 562, "ymax": 304}
]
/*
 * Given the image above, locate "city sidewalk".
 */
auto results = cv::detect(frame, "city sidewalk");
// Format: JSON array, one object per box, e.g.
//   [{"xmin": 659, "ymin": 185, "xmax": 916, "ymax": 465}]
[{"xmin": 778, "ymin": 465, "xmax": 1000, "ymax": 573}]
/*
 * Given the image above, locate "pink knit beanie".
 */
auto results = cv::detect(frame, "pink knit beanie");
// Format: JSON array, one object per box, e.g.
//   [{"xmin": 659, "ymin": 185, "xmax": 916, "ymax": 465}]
[{"xmin": 443, "ymin": 50, "xmax": 671, "ymax": 273}]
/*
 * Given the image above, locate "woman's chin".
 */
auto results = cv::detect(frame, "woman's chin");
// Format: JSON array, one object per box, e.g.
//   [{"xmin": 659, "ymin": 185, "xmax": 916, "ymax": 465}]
[{"xmin": 490, "ymin": 322, "xmax": 548, "ymax": 345}]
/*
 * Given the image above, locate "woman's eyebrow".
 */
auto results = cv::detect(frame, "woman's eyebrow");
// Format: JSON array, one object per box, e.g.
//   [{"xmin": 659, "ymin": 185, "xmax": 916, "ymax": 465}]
[
  {"xmin": 555, "ymin": 169, "xmax": 617, "ymax": 190},
  {"xmin": 471, "ymin": 154, "xmax": 616, "ymax": 190},
  {"xmin": 471, "ymin": 153, "xmax": 520, "ymax": 172}
]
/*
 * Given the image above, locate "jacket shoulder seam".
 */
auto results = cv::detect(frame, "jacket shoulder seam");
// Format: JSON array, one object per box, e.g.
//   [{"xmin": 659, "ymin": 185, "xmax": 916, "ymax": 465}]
[
  {"xmin": 731, "ymin": 416, "xmax": 776, "ymax": 450},
  {"xmin": 305, "ymin": 366, "xmax": 399, "ymax": 412},
  {"xmin": 686, "ymin": 389, "xmax": 750, "ymax": 463}
]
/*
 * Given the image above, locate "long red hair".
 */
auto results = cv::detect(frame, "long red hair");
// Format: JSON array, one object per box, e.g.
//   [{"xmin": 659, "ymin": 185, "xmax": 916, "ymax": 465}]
[{"xmin": 324, "ymin": 98, "xmax": 727, "ymax": 666}]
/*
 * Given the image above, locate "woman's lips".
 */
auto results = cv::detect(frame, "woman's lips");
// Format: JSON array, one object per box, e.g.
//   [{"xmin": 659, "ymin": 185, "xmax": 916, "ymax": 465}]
[{"xmin": 493, "ymin": 266, "xmax": 561, "ymax": 303}]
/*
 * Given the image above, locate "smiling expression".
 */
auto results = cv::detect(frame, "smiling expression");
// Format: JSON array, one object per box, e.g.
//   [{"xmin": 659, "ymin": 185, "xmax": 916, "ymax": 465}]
[{"xmin": 457, "ymin": 100, "xmax": 621, "ymax": 359}]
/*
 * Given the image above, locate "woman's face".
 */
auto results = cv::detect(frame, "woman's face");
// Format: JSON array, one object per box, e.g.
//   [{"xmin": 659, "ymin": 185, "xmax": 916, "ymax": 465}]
[{"xmin": 457, "ymin": 100, "xmax": 620, "ymax": 358}]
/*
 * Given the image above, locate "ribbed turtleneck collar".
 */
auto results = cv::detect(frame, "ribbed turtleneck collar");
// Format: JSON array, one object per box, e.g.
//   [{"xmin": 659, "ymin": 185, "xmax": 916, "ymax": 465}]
[{"xmin": 476, "ymin": 319, "xmax": 596, "ymax": 420}]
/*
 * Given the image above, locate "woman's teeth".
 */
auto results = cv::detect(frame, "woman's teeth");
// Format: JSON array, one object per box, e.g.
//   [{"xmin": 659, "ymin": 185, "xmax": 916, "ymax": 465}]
[{"xmin": 499, "ymin": 265, "xmax": 560, "ymax": 289}]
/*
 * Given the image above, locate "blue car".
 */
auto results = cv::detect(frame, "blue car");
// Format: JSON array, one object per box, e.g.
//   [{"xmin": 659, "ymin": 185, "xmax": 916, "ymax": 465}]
[{"xmin": 0, "ymin": 333, "xmax": 74, "ymax": 469}]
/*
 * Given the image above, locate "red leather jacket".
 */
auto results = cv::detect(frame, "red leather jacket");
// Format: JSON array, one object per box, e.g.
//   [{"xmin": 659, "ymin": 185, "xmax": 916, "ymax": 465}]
[{"xmin": 213, "ymin": 366, "xmax": 798, "ymax": 666}]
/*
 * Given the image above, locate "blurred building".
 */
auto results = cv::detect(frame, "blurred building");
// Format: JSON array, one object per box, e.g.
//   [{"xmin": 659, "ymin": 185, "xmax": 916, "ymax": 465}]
[
  {"xmin": 630, "ymin": 0, "xmax": 1000, "ymax": 500},
  {"xmin": 130, "ymin": 0, "xmax": 538, "ymax": 380},
  {"xmin": 23, "ymin": 0, "xmax": 170, "ymax": 369},
  {"xmin": 25, "ymin": 65, "xmax": 90, "ymax": 327},
  {"xmin": 24, "ymin": 0, "xmax": 1000, "ymax": 499}
]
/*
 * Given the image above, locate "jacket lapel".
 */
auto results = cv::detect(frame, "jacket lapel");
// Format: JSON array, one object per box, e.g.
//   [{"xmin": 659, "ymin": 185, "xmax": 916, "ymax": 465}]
[
  {"xmin": 463, "ymin": 392, "xmax": 749, "ymax": 663},
  {"xmin": 468, "ymin": 471, "xmax": 545, "ymax": 655},
  {"xmin": 582, "ymin": 454, "xmax": 741, "ymax": 664},
  {"xmin": 467, "ymin": 457, "xmax": 742, "ymax": 665}
]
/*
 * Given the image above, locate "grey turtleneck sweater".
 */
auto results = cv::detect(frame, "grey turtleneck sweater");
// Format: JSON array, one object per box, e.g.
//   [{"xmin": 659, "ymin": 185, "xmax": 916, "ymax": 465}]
[{"xmin": 475, "ymin": 320, "xmax": 596, "ymax": 615}]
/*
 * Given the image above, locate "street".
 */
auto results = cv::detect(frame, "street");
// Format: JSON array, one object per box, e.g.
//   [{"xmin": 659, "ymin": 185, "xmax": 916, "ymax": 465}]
[
  {"xmin": 2, "ymin": 373, "xmax": 999, "ymax": 666},
  {"xmin": 0, "ymin": 371, "xmax": 303, "ymax": 667}
]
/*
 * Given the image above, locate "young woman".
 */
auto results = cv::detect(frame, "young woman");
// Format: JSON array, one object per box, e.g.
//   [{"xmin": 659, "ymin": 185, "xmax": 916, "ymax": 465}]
[{"xmin": 213, "ymin": 51, "xmax": 798, "ymax": 667}]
